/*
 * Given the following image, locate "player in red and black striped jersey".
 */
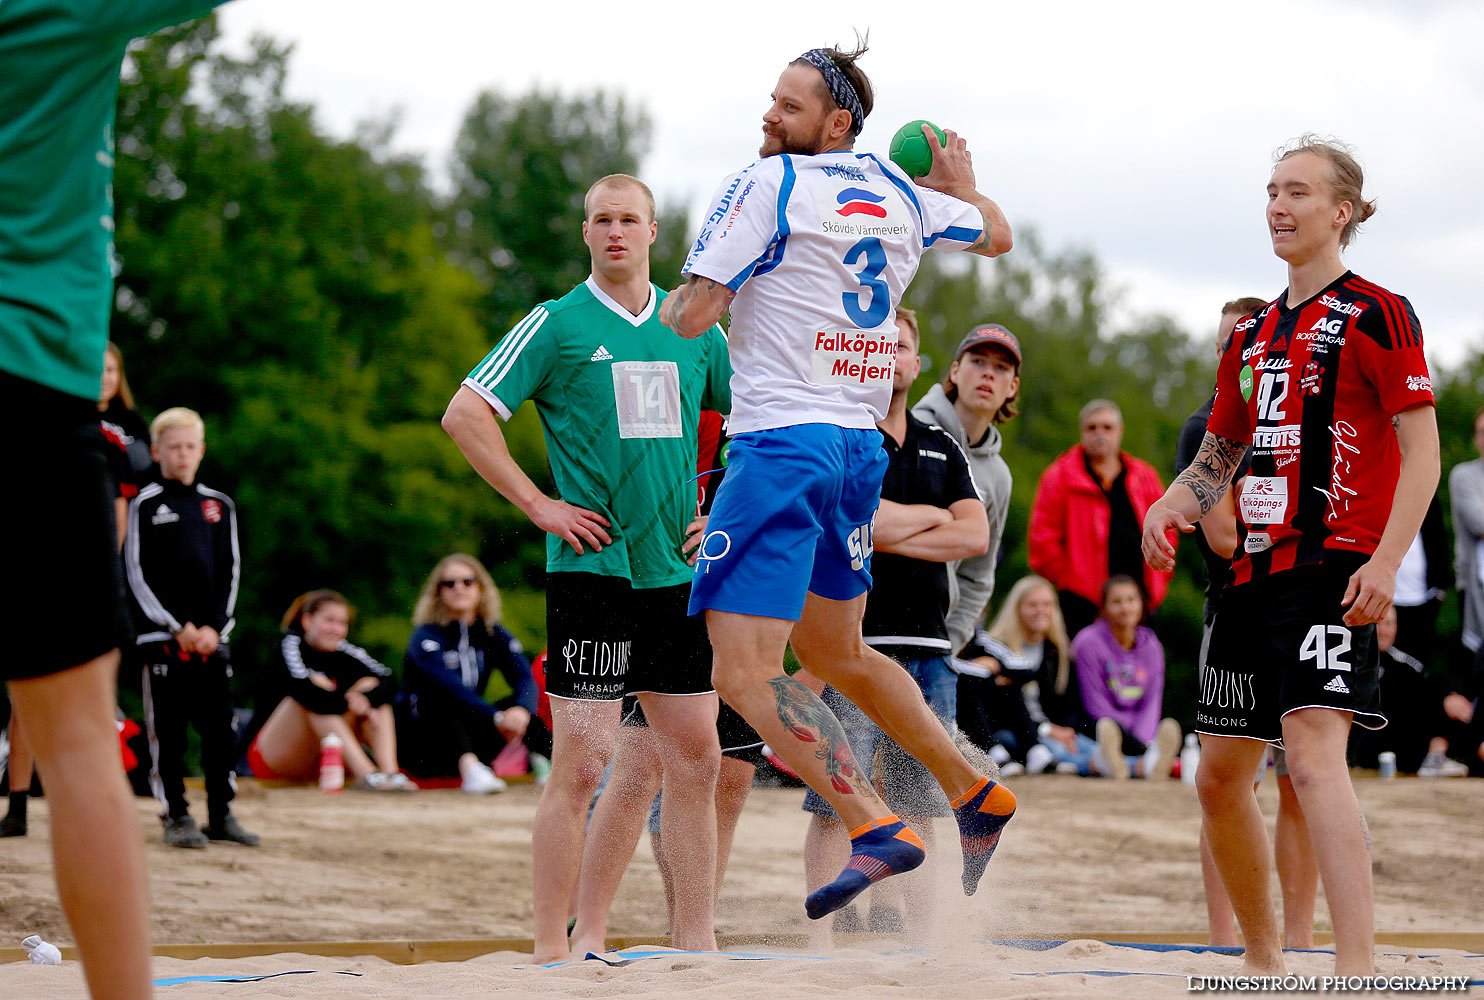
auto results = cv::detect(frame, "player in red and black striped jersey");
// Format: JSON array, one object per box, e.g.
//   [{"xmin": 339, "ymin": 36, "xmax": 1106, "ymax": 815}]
[
  {"xmin": 1143, "ymin": 138, "xmax": 1440, "ymax": 979},
  {"xmin": 1212, "ymin": 275, "xmax": 1433, "ymax": 584}
]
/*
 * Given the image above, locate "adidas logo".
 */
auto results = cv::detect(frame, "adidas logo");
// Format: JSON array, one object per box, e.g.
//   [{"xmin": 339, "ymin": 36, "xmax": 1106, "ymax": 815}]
[
  {"xmin": 151, "ymin": 505, "xmax": 180, "ymax": 526},
  {"xmin": 1323, "ymin": 675, "xmax": 1350, "ymax": 695},
  {"xmin": 590, "ymin": 345, "xmax": 613, "ymax": 362}
]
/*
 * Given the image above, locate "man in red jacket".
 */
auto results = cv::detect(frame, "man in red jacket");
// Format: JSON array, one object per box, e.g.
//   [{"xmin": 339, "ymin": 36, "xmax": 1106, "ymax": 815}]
[{"xmin": 1029, "ymin": 399, "xmax": 1172, "ymax": 638}]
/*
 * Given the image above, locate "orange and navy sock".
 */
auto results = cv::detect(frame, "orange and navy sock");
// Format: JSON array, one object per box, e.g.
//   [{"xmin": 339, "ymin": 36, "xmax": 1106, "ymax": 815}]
[
  {"xmin": 805, "ymin": 816, "xmax": 925, "ymax": 921},
  {"xmin": 951, "ymin": 776, "xmax": 1017, "ymax": 895}
]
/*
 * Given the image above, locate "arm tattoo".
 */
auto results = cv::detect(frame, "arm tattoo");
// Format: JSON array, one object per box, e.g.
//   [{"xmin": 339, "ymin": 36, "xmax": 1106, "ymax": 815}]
[
  {"xmin": 1171, "ymin": 432, "xmax": 1247, "ymax": 516},
  {"xmin": 969, "ymin": 223, "xmax": 993, "ymax": 253},
  {"xmin": 767, "ymin": 675, "xmax": 873, "ymax": 797},
  {"xmin": 668, "ymin": 275, "xmax": 732, "ymax": 331}
]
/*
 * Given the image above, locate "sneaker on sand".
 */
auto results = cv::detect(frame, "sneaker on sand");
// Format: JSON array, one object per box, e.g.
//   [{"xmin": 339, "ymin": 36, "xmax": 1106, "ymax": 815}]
[
  {"xmin": 1026, "ymin": 743, "xmax": 1055, "ymax": 775},
  {"xmin": 1417, "ymin": 752, "xmax": 1469, "ymax": 778},
  {"xmin": 163, "ymin": 815, "xmax": 209, "ymax": 849},
  {"xmin": 1151, "ymin": 718, "xmax": 1183, "ymax": 781},
  {"xmin": 350, "ymin": 771, "xmax": 391, "ymax": 792},
  {"xmin": 204, "ymin": 814, "xmax": 261, "ymax": 846},
  {"xmin": 462, "ymin": 763, "xmax": 507, "ymax": 795},
  {"xmin": 1096, "ymin": 718, "xmax": 1130, "ymax": 780},
  {"xmin": 383, "ymin": 772, "xmax": 419, "ymax": 792}
]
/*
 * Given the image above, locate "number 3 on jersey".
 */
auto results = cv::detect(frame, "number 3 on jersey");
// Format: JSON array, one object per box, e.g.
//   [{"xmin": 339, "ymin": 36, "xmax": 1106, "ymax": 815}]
[
  {"xmin": 842, "ymin": 237, "xmax": 889, "ymax": 328},
  {"xmin": 1299, "ymin": 624, "xmax": 1351, "ymax": 671}
]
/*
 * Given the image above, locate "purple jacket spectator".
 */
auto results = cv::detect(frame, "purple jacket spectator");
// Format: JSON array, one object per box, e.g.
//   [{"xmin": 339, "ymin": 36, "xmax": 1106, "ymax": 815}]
[{"xmin": 1072, "ymin": 618, "xmax": 1165, "ymax": 746}]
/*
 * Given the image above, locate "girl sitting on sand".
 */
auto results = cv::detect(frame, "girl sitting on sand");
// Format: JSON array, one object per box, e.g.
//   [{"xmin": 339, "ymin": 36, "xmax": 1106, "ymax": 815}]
[
  {"xmin": 248, "ymin": 590, "xmax": 414, "ymax": 791},
  {"xmin": 957, "ymin": 574, "xmax": 1095, "ymax": 775},
  {"xmin": 1071, "ymin": 575, "xmax": 1182, "ymax": 780},
  {"xmin": 397, "ymin": 554, "xmax": 545, "ymax": 794}
]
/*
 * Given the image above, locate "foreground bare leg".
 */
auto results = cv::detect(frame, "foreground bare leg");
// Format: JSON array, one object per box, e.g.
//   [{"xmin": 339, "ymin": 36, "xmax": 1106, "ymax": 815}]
[
  {"xmin": 789, "ymin": 593, "xmax": 980, "ymax": 799},
  {"xmin": 655, "ymin": 754, "xmax": 755, "ymax": 930},
  {"xmin": 790, "ymin": 593, "xmax": 1014, "ymax": 896},
  {"xmin": 640, "ymin": 692, "xmax": 722, "ymax": 952},
  {"xmin": 1201, "ymin": 825, "xmax": 1240, "ymax": 946},
  {"xmin": 11, "ymin": 652, "xmax": 153, "ymax": 1000},
  {"xmin": 706, "ymin": 609, "xmax": 889, "ymax": 831},
  {"xmin": 1282, "ymin": 709, "xmax": 1372, "ymax": 974},
  {"xmin": 1196, "ymin": 734, "xmax": 1284, "ymax": 975},
  {"xmin": 1273, "ymin": 772, "xmax": 1318, "ymax": 949},
  {"xmin": 531, "ymin": 697, "xmax": 622, "ymax": 964},
  {"xmin": 570, "ymin": 725, "xmax": 664, "ymax": 956}
]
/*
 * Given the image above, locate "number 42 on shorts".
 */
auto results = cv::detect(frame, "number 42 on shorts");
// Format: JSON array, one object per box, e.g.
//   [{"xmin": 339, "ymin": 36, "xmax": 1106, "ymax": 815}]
[{"xmin": 1299, "ymin": 624, "xmax": 1352, "ymax": 671}]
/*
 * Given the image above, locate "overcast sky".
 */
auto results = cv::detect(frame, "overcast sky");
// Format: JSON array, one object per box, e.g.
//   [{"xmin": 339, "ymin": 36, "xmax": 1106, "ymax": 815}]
[{"xmin": 219, "ymin": 0, "xmax": 1483, "ymax": 366}]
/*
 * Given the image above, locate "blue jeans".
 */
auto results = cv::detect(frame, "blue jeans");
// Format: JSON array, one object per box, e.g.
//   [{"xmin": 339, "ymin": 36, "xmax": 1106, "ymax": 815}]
[
  {"xmin": 801, "ymin": 655, "xmax": 957, "ymax": 819},
  {"xmin": 1040, "ymin": 732, "xmax": 1098, "ymax": 776}
]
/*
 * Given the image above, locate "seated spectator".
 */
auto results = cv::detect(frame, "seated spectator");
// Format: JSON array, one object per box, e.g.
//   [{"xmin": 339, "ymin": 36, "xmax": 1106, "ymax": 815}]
[
  {"xmin": 248, "ymin": 590, "xmax": 414, "ymax": 792},
  {"xmin": 1073, "ymin": 575, "xmax": 1181, "ymax": 780},
  {"xmin": 398, "ymin": 554, "xmax": 547, "ymax": 794},
  {"xmin": 958, "ymin": 574, "xmax": 1094, "ymax": 775},
  {"xmin": 1354, "ymin": 605, "xmax": 1474, "ymax": 777}
]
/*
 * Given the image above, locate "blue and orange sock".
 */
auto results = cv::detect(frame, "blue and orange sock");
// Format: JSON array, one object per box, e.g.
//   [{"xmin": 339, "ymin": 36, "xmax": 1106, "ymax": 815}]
[
  {"xmin": 951, "ymin": 775, "xmax": 1017, "ymax": 895},
  {"xmin": 805, "ymin": 816, "xmax": 925, "ymax": 921}
]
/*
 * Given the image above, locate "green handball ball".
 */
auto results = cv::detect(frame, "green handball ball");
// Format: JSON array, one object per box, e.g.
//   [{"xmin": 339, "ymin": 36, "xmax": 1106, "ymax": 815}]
[{"xmin": 889, "ymin": 120, "xmax": 946, "ymax": 178}]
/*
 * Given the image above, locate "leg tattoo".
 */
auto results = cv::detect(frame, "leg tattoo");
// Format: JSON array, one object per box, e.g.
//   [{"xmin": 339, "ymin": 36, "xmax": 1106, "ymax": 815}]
[{"xmin": 768, "ymin": 675, "xmax": 872, "ymax": 796}]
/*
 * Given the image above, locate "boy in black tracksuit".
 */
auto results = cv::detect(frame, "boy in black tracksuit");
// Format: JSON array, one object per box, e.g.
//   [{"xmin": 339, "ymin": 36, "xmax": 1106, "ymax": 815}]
[{"xmin": 125, "ymin": 407, "xmax": 258, "ymax": 848}]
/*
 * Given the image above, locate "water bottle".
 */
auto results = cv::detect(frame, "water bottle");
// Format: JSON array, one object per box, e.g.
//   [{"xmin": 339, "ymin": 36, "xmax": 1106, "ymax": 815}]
[
  {"xmin": 1180, "ymin": 734, "xmax": 1200, "ymax": 786},
  {"xmin": 22, "ymin": 935, "xmax": 62, "ymax": 965},
  {"xmin": 319, "ymin": 733, "xmax": 344, "ymax": 792},
  {"xmin": 1377, "ymin": 751, "xmax": 1397, "ymax": 780}
]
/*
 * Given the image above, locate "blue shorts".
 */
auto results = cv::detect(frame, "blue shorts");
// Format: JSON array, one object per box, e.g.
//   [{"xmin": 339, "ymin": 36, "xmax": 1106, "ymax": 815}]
[
  {"xmin": 689, "ymin": 424, "xmax": 886, "ymax": 621},
  {"xmin": 801, "ymin": 655, "xmax": 957, "ymax": 819}
]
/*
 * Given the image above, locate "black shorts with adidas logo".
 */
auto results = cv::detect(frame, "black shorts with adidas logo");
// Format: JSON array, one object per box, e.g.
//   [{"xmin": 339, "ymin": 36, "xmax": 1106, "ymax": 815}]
[{"xmin": 1198, "ymin": 551, "xmax": 1384, "ymax": 744}]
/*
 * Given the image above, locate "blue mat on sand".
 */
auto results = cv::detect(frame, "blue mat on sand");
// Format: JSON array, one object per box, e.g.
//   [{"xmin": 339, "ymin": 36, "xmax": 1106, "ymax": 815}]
[
  {"xmin": 155, "ymin": 971, "xmax": 362, "ymax": 986},
  {"xmin": 529, "ymin": 941, "xmax": 1484, "ymax": 981}
]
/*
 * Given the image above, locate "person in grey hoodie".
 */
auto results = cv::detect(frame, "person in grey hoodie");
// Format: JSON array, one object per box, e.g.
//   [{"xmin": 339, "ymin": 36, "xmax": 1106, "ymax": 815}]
[{"xmin": 913, "ymin": 323, "xmax": 1021, "ymax": 655}]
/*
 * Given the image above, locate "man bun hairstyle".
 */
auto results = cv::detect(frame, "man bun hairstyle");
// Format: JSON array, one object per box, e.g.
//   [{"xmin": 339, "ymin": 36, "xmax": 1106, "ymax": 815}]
[{"xmin": 1276, "ymin": 134, "xmax": 1376, "ymax": 249}]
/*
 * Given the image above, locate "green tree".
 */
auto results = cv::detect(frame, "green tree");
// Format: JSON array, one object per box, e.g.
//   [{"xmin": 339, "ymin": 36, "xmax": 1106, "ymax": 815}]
[{"xmin": 113, "ymin": 19, "xmax": 502, "ymax": 682}]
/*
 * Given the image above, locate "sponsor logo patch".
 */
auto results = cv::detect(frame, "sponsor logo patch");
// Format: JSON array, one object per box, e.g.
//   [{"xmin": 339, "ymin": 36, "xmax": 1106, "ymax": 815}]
[
  {"xmin": 151, "ymin": 505, "xmax": 180, "ymax": 526},
  {"xmin": 1323, "ymin": 675, "xmax": 1351, "ymax": 695},
  {"xmin": 201, "ymin": 499, "xmax": 222, "ymax": 524},
  {"xmin": 1319, "ymin": 293, "xmax": 1363, "ymax": 318},
  {"xmin": 1240, "ymin": 476, "xmax": 1288, "ymax": 525},
  {"xmin": 1244, "ymin": 532, "xmax": 1272, "ymax": 553},
  {"xmin": 812, "ymin": 330, "xmax": 897, "ymax": 387},
  {"xmin": 835, "ymin": 187, "xmax": 888, "ymax": 218},
  {"xmin": 1407, "ymin": 375, "xmax": 1432, "ymax": 392}
]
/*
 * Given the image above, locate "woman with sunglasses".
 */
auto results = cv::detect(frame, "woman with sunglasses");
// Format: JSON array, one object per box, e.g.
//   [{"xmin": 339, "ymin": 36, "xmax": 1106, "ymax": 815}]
[
  {"xmin": 398, "ymin": 554, "xmax": 542, "ymax": 794},
  {"xmin": 248, "ymin": 590, "xmax": 413, "ymax": 791}
]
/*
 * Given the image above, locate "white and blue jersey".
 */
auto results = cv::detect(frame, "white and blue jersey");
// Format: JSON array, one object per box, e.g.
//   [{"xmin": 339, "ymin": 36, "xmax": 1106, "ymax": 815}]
[{"xmin": 683, "ymin": 151, "xmax": 982, "ymax": 434}]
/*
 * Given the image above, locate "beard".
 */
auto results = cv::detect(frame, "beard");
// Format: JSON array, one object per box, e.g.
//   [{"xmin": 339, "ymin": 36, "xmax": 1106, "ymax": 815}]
[{"xmin": 759, "ymin": 121, "xmax": 829, "ymax": 157}]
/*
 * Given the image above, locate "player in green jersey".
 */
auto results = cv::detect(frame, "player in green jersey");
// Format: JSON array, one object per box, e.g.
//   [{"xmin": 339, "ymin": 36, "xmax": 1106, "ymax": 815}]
[
  {"xmin": 0, "ymin": 4, "xmax": 230, "ymax": 998},
  {"xmin": 443, "ymin": 174, "xmax": 733, "ymax": 963}
]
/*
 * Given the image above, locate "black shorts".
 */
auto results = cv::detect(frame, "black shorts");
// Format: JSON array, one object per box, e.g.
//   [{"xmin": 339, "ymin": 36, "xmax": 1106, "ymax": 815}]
[
  {"xmin": 622, "ymin": 696, "xmax": 766, "ymax": 765},
  {"xmin": 545, "ymin": 573, "xmax": 712, "ymax": 701},
  {"xmin": 1200, "ymin": 553, "xmax": 1385, "ymax": 744},
  {"xmin": 1, "ymin": 371, "xmax": 131, "ymax": 680}
]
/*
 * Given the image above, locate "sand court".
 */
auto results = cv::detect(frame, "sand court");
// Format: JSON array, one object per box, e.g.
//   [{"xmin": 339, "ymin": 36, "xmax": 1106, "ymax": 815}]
[{"xmin": 2, "ymin": 776, "xmax": 1480, "ymax": 996}]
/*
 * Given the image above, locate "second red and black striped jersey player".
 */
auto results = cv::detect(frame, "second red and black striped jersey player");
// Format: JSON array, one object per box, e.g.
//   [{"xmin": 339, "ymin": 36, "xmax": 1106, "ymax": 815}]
[{"xmin": 1208, "ymin": 271, "xmax": 1434, "ymax": 585}]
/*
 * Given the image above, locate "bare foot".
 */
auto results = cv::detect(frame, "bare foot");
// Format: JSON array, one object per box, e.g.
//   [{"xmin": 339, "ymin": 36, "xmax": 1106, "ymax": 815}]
[
  {"xmin": 567, "ymin": 933, "xmax": 605, "ymax": 959},
  {"xmin": 1241, "ymin": 957, "xmax": 1288, "ymax": 976},
  {"xmin": 531, "ymin": 949, "xmax": 570, "ymax": 965}
]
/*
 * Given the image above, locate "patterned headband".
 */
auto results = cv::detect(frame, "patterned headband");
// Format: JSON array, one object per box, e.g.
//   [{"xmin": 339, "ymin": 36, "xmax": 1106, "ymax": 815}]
[{"xmin": 798, "ymin": 49, "xmax": 865, "ymax": 136}]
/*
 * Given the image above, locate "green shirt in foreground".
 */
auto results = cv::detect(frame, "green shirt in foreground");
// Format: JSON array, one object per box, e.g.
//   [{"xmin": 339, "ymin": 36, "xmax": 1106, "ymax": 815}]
[
  {"xmin": 464, "ymin": 277, "xmax": 732, "ymax": 589},
  {"xmin": 0, "ymin": 0, "xmax": 224, "ymax": 400}
]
